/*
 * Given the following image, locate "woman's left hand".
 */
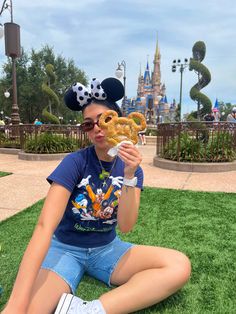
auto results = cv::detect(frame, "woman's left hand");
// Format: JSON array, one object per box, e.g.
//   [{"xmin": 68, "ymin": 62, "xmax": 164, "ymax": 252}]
[{"xmin": 118, "ymin": 143, "xmax": 142, "ymax": 178}]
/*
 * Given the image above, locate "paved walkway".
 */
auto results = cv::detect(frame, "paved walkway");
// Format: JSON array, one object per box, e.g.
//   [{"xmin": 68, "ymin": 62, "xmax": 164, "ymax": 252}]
[{"xmin": 0, "ymin": 145, "xmax": 236, "ymax": 221}]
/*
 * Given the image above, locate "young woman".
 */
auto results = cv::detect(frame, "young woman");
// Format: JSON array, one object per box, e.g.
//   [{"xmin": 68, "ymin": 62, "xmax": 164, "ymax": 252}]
[
  {"xmin": 138, "ymin": 128, "xmax": 147, "ymax": 145},
  {"xmin": 2, "ymin": 78, "xmax": 191, "ymax": 314}
]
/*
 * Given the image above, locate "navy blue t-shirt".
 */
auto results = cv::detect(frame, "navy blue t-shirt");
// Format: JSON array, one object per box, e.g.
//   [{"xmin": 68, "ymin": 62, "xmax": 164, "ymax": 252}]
[{"xmin": 47, "ymin": 145, "xmax": 144, "ymax": 248}]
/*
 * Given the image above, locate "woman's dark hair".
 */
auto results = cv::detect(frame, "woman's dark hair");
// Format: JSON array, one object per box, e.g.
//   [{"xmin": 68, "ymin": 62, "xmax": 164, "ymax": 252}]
[{"xmin": 82, "ymin": 99, "xmax": 122, "ymax": 117}]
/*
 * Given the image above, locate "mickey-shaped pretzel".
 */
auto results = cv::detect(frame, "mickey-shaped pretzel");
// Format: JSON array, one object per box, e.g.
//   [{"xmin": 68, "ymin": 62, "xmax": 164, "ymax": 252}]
[{"xmin": 99, "ymin": 110, "xmax": 146, "ymax": 146}]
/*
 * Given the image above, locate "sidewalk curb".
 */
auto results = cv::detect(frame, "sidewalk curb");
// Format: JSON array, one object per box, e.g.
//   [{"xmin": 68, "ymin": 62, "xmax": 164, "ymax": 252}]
[
  {"xmin": 18, "ymin": 151, "xmax": 68, "ymax": 161},
  {"xmin": 153, "ymin": 156, "xmax": 236, "ymax": 172}
]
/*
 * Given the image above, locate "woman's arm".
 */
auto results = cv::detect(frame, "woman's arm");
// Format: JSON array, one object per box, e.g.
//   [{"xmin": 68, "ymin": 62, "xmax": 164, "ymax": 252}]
[
  {"xmin": 2, "ymin": 183, "xmax": 71, "ymax": 314},
  {"xmin": 117, "ymin": 143, "xmax": 142, "ymax": 233},
  {"xmin": 117, "ymin": 185, "xmax": 141, "ymax": 233}
]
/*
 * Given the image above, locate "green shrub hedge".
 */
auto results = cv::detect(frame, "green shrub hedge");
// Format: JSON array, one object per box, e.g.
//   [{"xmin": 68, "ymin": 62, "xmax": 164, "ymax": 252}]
[
  {"xmin": 163, "ymin": 132, "xmax": 235, "ymax": 162},
  {"xmin": 24, "ymin": 132, "xmax": 80, "ymax": 154}
]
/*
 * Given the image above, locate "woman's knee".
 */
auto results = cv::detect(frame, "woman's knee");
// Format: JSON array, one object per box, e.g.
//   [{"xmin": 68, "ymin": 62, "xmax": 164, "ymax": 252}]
[{"xmin": 171, "ymin": 251, "xmax": 191, "ymax": 285}]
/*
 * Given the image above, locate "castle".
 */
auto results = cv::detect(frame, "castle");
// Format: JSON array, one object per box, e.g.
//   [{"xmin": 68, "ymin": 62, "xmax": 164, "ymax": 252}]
[{"xmin": 124, "ymin": 38, "xmax": 176, "ymax": 124}]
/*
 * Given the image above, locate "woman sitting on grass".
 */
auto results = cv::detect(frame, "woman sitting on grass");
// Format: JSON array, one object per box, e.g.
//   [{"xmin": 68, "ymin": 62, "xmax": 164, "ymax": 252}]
[{"xmin": 2, "ymin": 77, "xmax": 191, "ymax": 314}]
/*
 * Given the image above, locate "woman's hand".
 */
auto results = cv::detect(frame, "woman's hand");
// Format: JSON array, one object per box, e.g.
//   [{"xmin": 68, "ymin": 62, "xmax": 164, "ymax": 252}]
[{"xmin": 118, "ymin": 143, "xmax": 142, "ymax": 178}]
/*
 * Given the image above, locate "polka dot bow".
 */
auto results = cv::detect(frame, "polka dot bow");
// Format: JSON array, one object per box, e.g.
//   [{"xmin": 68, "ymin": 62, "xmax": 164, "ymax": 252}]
[{"xmin": 72, "ymin": 78, "xmax": 107, "ymax": 107}]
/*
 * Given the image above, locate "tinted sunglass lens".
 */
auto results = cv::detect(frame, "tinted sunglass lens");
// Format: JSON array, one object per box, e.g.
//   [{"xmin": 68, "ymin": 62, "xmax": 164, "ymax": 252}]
[{"xmin": 80, "ymin": 122, "xmax": 94, "ymax": 132}]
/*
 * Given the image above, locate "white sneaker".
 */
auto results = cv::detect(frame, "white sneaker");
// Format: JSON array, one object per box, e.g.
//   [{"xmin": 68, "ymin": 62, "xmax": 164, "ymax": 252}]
[
  {"xmin": 81, "ymin": 300, "xmax": 106, "ymax": 313},
  {"xmin": 54, "ymin": 293, "xmax": 106, "ymax": 314},
  {"xmin": 54, "ymin": 293, "xmax": 85, "ymax": 314}
]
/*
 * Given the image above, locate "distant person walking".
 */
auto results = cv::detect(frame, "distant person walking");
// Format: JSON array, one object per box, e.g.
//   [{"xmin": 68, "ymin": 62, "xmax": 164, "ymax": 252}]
[
  {"xmin": 138, "ymin": 128, "xmax": 147, "ymax": 145},
  {"xmin": 204, "ymin": 112, "xmax": 214, "ymax": 122},
  {"xmin": 34, "ymin": 118, "xmax": 43, "ymax": 125},
  {"xmin": 212, "ymin": 109, "xmax": 220, "ymax": 122},
  {"xmin": 227, "ymin": 107, "xmax": 236, "ymax": 123}
]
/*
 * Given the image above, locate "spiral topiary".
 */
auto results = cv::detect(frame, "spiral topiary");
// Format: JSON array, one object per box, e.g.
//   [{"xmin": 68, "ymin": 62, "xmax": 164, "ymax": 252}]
[
  {"xmin": 42, "ymin": 64, "xmax": 60, "ymax": 124},
  {"xmin": 189, "ymin": 41, "xmax": 212, "ymax": 118}
]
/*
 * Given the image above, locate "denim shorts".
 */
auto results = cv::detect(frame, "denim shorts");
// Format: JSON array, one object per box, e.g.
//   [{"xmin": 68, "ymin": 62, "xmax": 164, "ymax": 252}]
[{"xmin": 41, "ymin": 236, "xmax": 134, "ymax": 294}]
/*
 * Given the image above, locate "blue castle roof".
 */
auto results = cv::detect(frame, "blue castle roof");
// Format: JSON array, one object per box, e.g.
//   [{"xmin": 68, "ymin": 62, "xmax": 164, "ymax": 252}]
[{"xmin": 144, "ymin": 61, "xmax": 151, "ymax": 83}]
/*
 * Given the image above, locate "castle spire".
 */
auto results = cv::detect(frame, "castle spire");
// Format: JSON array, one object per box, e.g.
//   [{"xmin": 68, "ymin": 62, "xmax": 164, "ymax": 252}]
[
  {"xmin": 154, "ymin": 32, "xmax": 160, "ymax": 61},
  {"xmin": 152, "ymin": 32, "xmax": 161, "ymax": 104}
]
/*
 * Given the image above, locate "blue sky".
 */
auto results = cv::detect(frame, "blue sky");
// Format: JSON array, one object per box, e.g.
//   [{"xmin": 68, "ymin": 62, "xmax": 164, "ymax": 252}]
[{"xmin": 0, "ymin": 0, "xmax": 236, "ymax": 115}]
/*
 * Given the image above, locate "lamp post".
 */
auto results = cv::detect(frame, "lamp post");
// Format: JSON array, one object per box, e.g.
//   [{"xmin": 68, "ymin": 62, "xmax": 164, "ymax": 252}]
[
  {"xmin": 0, "ymin": 0, "xmax": 21, "ymax": 125},
  {"xmin": 115, "ymin": 60, "xmax": 126, "ymax": 115},
  {"xmin": 156, "ymin": 95, "xmax": 162, "ymax": 124},
  {"xmin": 58, "ymin": 116, "xmax": 63, "ymax": 124},
  {"xmin": 171, "ymin": 58, "xmax": 189, "ymax": 121}
]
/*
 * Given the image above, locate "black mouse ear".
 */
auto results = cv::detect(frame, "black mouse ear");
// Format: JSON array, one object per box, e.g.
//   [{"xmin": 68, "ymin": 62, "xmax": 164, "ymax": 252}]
[
  {"xmin": 101, "ymin": 77, "xmax": 124, "ymax": 102},
  {"xmin": 64, "ymin": 85, "xmax": 82, "ymax": 111},
  {"xmin": 64, "ymin": 82, "xmax": 92, "ymax": 111}
]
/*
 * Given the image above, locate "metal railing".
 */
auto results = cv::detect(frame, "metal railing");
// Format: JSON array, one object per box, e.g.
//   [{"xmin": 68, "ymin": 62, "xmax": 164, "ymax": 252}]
[
  {"xmin": 156, "ymin": 122, "xmax": 236, "ymax": 162},
  {"xmin": 0, "ymin": 124, "xmax": 90, "ymax": 150}
]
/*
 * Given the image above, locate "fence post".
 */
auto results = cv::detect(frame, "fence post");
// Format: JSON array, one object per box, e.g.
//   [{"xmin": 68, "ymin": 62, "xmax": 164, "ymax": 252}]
[
  {"xmin": 177, "ymin": 123, "xmax": 181, "ymax": 162},
  {"xmin": 19, "ymin": 124, "xmax": 24, "ymax": 149}
]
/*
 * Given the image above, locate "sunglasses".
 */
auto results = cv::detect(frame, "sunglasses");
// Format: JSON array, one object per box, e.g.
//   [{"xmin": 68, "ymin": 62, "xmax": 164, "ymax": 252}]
[
  {"xmin": 79, "ymin": 115, "xmax": 112, "ymax": 132},
  {"xmin": 79, "ymin": 119, "xmax": 100, "ymax": 132}
]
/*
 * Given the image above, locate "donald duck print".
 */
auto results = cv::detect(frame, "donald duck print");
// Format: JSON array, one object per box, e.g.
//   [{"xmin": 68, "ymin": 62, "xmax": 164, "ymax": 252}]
[{"xmin": 71, "ymin": 174, "xmax": 123, "ymax": 232}]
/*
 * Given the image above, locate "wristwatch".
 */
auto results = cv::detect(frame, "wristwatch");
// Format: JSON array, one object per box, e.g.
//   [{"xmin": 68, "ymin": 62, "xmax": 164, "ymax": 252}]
[{"xmin": 123, "ymin": 176, "xmax": 137, "ymax": 187}]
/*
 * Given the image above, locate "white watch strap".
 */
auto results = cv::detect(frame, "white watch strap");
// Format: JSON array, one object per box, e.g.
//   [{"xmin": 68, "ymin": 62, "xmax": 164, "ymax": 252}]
[{"xmin": 123, "ymin": 177, "xmax": 137, "ymax": 187}]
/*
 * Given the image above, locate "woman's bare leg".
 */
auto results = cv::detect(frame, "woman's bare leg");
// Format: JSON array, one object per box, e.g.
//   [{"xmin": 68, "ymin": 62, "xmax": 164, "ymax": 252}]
[
  {"xmin": 27, "ymin": 269, "xmax": 71, "ymax": 314},
  {"xmin": 100, "ymin": 245, "xmax": 191, "ymax": 314}
]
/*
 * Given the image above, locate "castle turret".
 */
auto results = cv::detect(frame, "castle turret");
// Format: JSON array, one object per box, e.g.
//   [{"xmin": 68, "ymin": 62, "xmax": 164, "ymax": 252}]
[
  {"xmin": 137, "ymin": 63, "xmax": 144, "ymax": 97},
  {"xmin": 144, "ymin": 61, "xmax": 151, "ymax": 87}
]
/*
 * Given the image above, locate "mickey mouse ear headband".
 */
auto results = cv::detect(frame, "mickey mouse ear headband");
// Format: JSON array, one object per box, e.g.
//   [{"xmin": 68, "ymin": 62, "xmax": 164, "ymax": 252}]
[{"xmin": 64, "ymin": 77, "xmax": 124, "ymax": 112}]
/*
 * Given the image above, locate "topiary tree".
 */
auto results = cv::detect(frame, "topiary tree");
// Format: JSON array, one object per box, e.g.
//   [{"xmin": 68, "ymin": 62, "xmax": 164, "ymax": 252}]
[
  {"xmin": 189, "ymin": 41, "xmax": 212, "ymax": 120},
  {"xmin": 42, "ymin": 64, "xmax": 60, "ymax": 124}
]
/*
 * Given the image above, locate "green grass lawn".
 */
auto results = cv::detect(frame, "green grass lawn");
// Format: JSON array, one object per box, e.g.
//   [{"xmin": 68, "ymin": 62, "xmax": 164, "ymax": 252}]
[
  {"xmin": 0, "ymin": 187, "xmax": 236, "ymax": 313},
  {"xmin": 0, "ymin": 171, "xmax": 12, "ymax": 178}
]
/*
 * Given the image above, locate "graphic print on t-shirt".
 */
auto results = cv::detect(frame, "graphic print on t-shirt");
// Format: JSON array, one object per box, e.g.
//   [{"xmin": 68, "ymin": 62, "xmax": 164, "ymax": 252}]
[{"xmin": 71, "ymin": 174, "xmax": 123, "ymax": 232}]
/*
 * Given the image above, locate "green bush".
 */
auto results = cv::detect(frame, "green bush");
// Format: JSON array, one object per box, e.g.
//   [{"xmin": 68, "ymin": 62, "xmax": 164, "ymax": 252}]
[
  {"xmin": 0, "ymin": 142, "xmax": 21, "ymax": 149},
  {"xmin": 163, "ymin": 132, "xmax": 205, "ymax": 162},
  {"xmin": 24, "ymin": 132, "xmax": 80, "ymax": 154},
  {"xmin": 163, "ymin": 131, "xmax": 235, "ymax": 162},
  {"xmin": 147, "ymin": 128, "xmax": 158, "ymax": 136},
  {"xmin": 0, "ymin": 132, "xmax": 6, "ymax": 145},
  {"xmin": 0, "ymin": 133, "xmax": 21, "ymax": 149},
  {"xmin": 206, "ymin": 132, "xmax": 236, "ymax": 162}
]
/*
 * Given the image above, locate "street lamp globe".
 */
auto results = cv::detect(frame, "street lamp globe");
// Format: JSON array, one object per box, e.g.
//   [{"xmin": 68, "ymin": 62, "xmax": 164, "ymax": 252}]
[
  {"xmin": 4, "ymin": 90, "xmax": 10, "ymax": 98},
  {"xmin": 115, "ymin": 64, "xmax": 123, "ymax": 79}
]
